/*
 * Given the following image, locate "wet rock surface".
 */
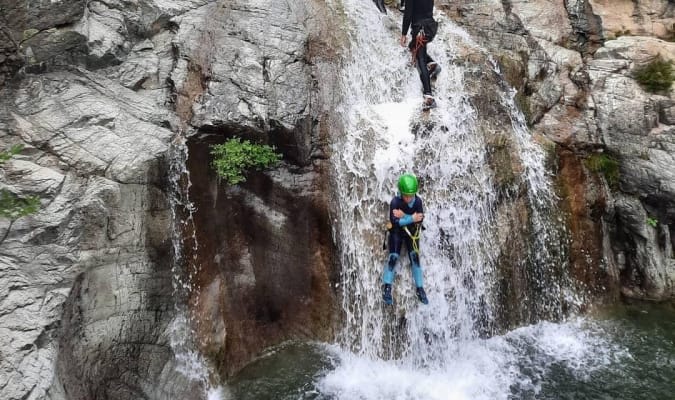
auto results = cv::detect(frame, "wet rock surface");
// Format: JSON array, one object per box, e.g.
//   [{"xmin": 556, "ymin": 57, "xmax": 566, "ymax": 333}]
[
  {"xmin": 443, "ymin": 0, "xmax": 675, "ymax": 301},
  {"xmin": 0, "ymin": 0, "xmax": 674, "ymax": 399},
  {"xmin": 185, "ymin": 135, "xmax": 338, "ymax": 376},
  {"xmin": 1, "ymin": 0, "xmax": 342, "ymax": 399}
]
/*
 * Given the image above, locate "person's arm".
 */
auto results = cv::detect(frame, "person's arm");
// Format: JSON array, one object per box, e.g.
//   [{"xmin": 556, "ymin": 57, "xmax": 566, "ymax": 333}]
[
  {"xmin": 390, "ymin": 198, "xmax": 400, "ymax": 225},
  {"xmin": 416, "ymin": 197, "xmax": 423, "ymax": 214},
  {"xmin": 403, "ymin": 196, "xmax": 424, "ymax": 225},
  {"xmin": 391, "ymin": 198, "xmax": 414, "ymax": 226},
  {"xmin": 399, "ymin": 213, "xmax": 414, "ymax": 226},
  {"xmin": 413, "ymin": 197, "xmax": 424, "ymax": 224}
]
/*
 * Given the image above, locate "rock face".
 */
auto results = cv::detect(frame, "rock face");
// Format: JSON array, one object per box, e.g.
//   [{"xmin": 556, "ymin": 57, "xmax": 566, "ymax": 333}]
[
  {"xmin": 171, "ymin": 0, "xmax": 342, "ymax": 377},
  {"xmin": 0, "ymin": 0, "xmax": 341, "ymax": 399},
  {"xmin": 185, "ymin": 137, "xmax": 337, "ymax": 376},
  {"xmin": 589, "ymin": 0, "xmax": 675, "ymax": 40},
  {"xmin": 444, "ymin": 0, "xmax": 675, "ymax": 301},
  {"xmin": 1, "ymin": 0, "xmax": 673, "ymax": 398}
]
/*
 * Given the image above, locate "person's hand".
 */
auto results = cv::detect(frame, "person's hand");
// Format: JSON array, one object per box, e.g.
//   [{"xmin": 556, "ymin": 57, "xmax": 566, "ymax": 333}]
[
  {"xmin": 400, "ymin": 35, "xmax": 407, "ymax": 47},
  {"xmin": 412, "ymin": 212, "xmax": 424, "ymax": 223},
  {"xmin": 393, "ymin": 209, "xmax": 404, "ymax": 218}
]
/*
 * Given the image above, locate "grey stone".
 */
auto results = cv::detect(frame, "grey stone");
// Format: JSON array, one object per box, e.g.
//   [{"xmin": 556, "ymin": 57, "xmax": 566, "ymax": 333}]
[
  {"xmin": 0, "ymin": 64, "xmax": 182, "ymax": 400},
  {"xmin": 661, "ymin": 102, "xmax": 675, "ymax": 125},
  {"xmin": 171, "ymin": 0, "xmax": 313, "ymax": 137},
  {"xmin": 1, "ymin": 0, "xmax": 343, "ymax": 398},
  {"xmin": 509, "ymin": 0, "xmax": 573, "ymax": 44},
  {"xmin": 0, "ymin": 0, "xmax": 85, "ymax": 80},
  {"xmin": 448, "ymin": 0, "xmax": 675, "ymax": 302},
  {"xmin": 0, "ymin": 0, "xmax": 86, "ymax": 37},
  {"xmin": 612, "ymin": 195, "xmax": 675, "ymax": 299},
  {"xmin": 22, "ymin": 29, "xmax": 88, "ymax": 67},
  {"xmin": 564, "ymin": 0, "xmax": 604, "ymax": 54}
]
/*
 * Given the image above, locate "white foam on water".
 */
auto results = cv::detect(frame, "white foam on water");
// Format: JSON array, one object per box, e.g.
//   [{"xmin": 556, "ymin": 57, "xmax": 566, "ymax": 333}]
[
  {"xmin": 207, "ymin": 385, "xmax": 232, "ymax": 400},
  {"xmin": 318, "ymin": 319, "xmax": 626, "ymax": 400}
]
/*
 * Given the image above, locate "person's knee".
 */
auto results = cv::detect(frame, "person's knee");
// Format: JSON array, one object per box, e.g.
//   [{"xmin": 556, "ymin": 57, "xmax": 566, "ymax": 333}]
[
  {"xmin": 388, "ymin": 253, "xmax": 399, "ymax": 269},
  {"xmin": 409, "ymin": 251, "xmax": 420, "ymax": 265}
]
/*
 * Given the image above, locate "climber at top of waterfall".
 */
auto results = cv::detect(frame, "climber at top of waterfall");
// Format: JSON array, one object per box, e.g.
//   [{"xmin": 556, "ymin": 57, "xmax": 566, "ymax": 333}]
[
  {"xmin": 400, "ymin": 0, "xmax": 441, "ymax": 111},
  {"xmin": 382, "ymin": 173, "xmax": 429, "ymax": 305}
]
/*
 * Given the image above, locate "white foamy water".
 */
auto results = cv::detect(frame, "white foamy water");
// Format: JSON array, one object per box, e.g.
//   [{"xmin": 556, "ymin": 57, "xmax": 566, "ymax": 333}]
[{"xmin": 318, "ymin": 319, "xmax": 624, "ymax": 400}]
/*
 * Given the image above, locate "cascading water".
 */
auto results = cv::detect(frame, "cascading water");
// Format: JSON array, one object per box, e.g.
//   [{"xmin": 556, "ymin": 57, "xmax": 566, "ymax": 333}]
[
  {"xmin": 332, "ymin": 0, "xmax": 535, "ymax": 358},
  {"xmin": 167, "ymin": 134, "xmax": 229, "ymax": 400},
  {"xmin": 318, "ymin": 1, "xmax": 612, "ymax": 398},
  {"xmin": 332, "ymin": 1, "xmax": 501, "ymax": 359},
  {"xmin": 494, "ymin": 75, "xmax": 581, "ymax": 321}
]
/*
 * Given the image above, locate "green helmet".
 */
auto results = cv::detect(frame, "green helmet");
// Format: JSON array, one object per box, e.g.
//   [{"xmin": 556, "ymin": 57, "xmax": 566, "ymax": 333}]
[{"xmin": 398, "ymin": 174, "xmax": 418, "ymax": 195}]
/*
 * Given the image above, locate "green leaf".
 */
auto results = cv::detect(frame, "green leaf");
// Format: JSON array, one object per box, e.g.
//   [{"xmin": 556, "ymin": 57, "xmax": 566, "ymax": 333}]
[
  {"xmin": 0, "ymin": 144, "xmax": 24, "ymax": 165},
  {"xmin": 0, "ymin": 190, "xmax": 40, "ymax": 220},
  {"xmin": 210, "ymin": 138, "xmax": 281, "ymax": 186},
  {"xmin": 585, "ymin": 153, "xmax": 620, "ymax": 190},
  {"xmin": 634, "ymin": 56, "xmax": 674, "ymax": 93}
]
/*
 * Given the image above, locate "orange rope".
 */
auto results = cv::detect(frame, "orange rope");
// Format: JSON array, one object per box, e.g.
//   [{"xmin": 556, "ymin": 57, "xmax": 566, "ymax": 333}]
[{"xmin": 411, "ymin": 32, "xmax": 428, "ymax": 65}]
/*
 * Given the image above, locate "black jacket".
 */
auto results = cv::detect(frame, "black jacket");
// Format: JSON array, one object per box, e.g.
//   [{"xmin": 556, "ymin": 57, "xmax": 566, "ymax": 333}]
[
  {"xmin": 402, "ymin": 0, "xmax": 434, "ymax": 36},
  {"xmin": 389, "ymin": 195, "xmax": 424, "ymax": 234}
]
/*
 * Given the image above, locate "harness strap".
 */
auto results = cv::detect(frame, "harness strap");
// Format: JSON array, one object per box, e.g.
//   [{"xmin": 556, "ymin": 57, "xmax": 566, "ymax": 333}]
[
  {"xmin": 403, "ymin": 224, "xmax": 422, "ymax": 254},
  {"xmin": 411, "ymin": 32, "xmax": 428, "ymax": 65}
]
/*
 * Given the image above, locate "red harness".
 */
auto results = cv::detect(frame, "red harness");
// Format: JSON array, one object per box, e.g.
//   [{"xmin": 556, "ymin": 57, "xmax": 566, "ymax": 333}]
[{"xmin": 411, "ymin": 32, "xmax": 428, "ymax": 65}]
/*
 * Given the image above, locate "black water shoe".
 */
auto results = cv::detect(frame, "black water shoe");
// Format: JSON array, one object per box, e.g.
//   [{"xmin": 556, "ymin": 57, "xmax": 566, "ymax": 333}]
[
  {"xmin": 416, "ymin": 287, "xmax": 429, "ymax": 304},
  {"xmin": 382, "ymin": 284, "xmax": 393, "ymax": 305}
]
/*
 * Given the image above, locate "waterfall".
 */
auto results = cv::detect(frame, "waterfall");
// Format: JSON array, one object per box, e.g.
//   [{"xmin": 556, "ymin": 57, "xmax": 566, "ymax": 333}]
[
  {"xmin": 320, "ymin": 1, "xmax": 599, "ymax": 398},
  {"xmin": 497, "ymin": 83, "xmax": 580, "ymax": 321},
  {"xmin": 167, "ymin": 134, "xmax": 229, "ymax": 400},
  {"xmin": 333, "ymin": 0, "xmax": 506, "ymax": 361}
]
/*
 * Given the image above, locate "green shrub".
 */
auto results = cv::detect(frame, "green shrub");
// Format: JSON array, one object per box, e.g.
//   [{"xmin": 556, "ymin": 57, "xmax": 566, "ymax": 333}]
[
  {"xmin": 646, "ymin": 217, "xmax": 658, "ymax": 228},
  {"xmin": 210, "ymin": 138, "xmax": 281, "ymax": 185},
  {"xmin": 634, "ymin": 56, "xmax": 674, "ymax": 93},
  {"xmin": 0, "ymin": 144, "xmax": 41, "ymax": 242},
  {"xmin": 1, "ymin": 144, "xmax": 41, "ymax": 219},
  {"xmin": 0, "ymin": 190, "xmax": 40, "ymax": 220},
  {"xmin": 0, "ymin": 144, "xmax": 24, "ymax": 164},
  {"xmin": 585, "ymin": 153, "xmax": 620, "ymax": 189}
]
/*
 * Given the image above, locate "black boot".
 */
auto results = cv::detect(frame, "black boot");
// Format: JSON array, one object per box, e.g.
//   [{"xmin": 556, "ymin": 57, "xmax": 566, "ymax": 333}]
[
  {"xmin": 416, "ymin": 287, "xmax": 429, "ymax": 304},
  {"xmin": 382, "ymin": 284, "xmax": 393, "ymax": 305}
]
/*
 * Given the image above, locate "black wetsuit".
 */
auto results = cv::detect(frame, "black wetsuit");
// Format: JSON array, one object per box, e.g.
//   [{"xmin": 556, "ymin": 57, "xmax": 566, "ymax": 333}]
[{"xmin": 402, "ymin": 0, "xmax": 435, "ymax": 96}]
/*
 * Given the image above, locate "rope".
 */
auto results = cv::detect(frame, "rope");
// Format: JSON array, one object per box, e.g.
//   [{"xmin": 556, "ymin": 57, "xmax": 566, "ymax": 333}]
[
  {"xmin": 410, "ymin": 32, "xmax": 427, "ymax": 65},
  {"xmin": 403, "ymin": 224, "xmax": 422, "ymax": 254}
]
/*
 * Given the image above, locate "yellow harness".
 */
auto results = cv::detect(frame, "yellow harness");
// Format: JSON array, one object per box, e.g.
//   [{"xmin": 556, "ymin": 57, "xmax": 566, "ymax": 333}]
[{"xmin": 403, "ymin": 224, "xmax": 422, "ymax": 254}]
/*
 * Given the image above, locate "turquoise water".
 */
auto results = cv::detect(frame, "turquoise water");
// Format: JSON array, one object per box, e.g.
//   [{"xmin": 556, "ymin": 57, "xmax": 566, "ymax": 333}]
[{"xmin": 228, "ymin": 304, "xmax": 675, "ymax": 400}]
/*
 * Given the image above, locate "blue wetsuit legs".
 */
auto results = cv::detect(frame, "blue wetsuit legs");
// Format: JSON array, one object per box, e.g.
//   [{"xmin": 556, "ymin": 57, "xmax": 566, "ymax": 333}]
[
  {"xmin": 410, "ymin": 250, "xmax": 424, "ymax": 288},
  {"xmin": 382, "ymin": 231, "xmax": 424, "ymax": 287},
  {"xmin": 383, "ymin": 253, "xmax": 398, "ymax": 285}
]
